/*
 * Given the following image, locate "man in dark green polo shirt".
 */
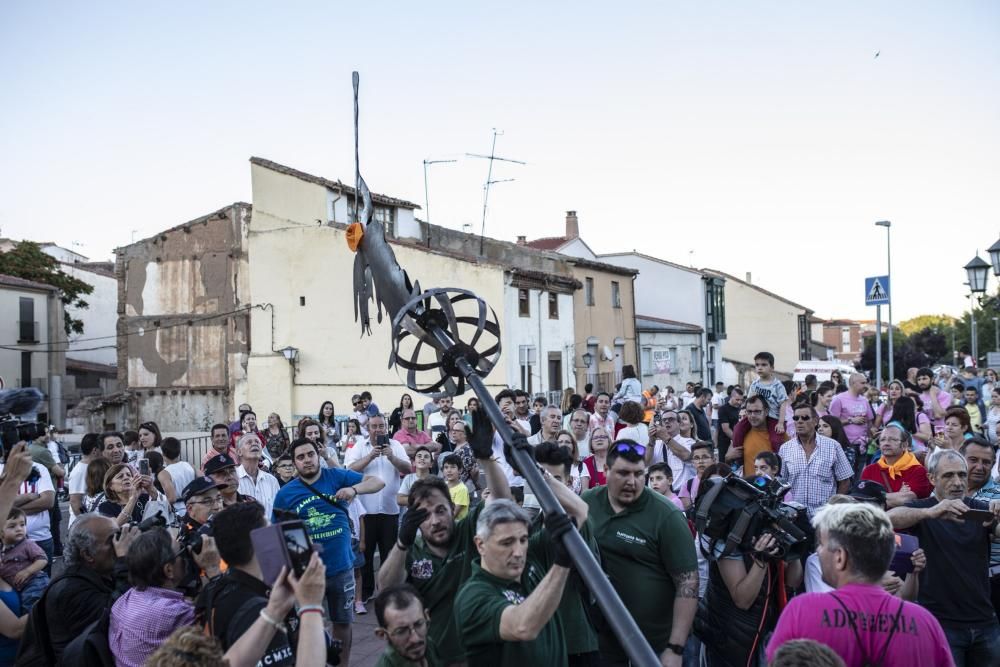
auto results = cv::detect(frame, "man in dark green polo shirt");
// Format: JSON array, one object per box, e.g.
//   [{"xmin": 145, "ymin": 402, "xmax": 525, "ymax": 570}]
[
  {"xmin": 373, "ymin": 584, "xmax": 442, "ymax": 667},
  {"xmin": 377, "ymin": 448, "xmax": 511, "ymax": 665},
  {"xmin": 454, "ymin": 498, "xmax": 579, "ymax": 667},
  {"xmin": 582, "ymin": 439, "xmax": 699, "ymax": 667}
]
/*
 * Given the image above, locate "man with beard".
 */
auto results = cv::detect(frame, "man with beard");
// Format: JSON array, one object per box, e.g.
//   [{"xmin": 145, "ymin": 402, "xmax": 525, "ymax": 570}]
[
  {"xmin": 272, "ymin": 437, "xmax": 385, "ymax": 667},
  {"xmin": 588, "ymin": 392, "xmax": 615, "ymax": 435},
  {"xmin": 582, "ymin": 440, "xmax": 698, "ymax": 666},
  {"xmin": 374, "ymin": 584, "xmax": 441, "ymax": 667},
  {"xmin": 917, "ymin": 367, "xmax": 953, "ymax": 433},
  {"xmin": 889, "ymin": 449, "xmax": 1000, "ymax": 665}
]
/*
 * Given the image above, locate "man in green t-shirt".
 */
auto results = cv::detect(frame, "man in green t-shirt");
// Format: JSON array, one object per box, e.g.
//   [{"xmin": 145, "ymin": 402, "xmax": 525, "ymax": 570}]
[
  {"xmin": 454, "ymin": 499, "xmax": 579, "ymax": 667},
  {"xmin": 582, "ymin": 439, "xmax": 699, "ymax": 666},
  {"xmin": 373, "ymin": 584, "xmax": 442, "ymax": 667}
]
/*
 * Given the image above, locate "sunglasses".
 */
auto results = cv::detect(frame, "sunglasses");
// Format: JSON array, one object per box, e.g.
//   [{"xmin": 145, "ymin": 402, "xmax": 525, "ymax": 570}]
[
  {"xmin": 791, "ymin": 415, "xmax": 812, "ymax": 422},
  {"xmin": 613, "ymin": 441, "xmax": 647, "ymax": 457}
]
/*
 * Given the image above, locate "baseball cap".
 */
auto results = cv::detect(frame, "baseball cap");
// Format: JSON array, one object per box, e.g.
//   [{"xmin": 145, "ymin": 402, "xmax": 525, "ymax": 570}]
[
  {"xmin": 849, "ymin": 480, "xmax": 887, "ymax": 507},
  {"xmin": 204, "ymin": 453, "xmax": 237, "ymax": 476},
  {"xmin": 182, "ymin": 476, "xmax": 225, "ymax": 503}
]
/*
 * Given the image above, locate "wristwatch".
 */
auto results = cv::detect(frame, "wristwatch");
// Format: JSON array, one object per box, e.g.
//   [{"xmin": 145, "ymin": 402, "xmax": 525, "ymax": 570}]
[{"xmin": 665, "ymin": 643, "xmax": 684, "ymax": 656}]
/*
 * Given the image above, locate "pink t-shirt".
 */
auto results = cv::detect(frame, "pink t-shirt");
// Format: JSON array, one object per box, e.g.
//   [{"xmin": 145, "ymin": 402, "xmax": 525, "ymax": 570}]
[
  {"xmin": 920, "ymin": 389, "xmax": 953, "ymax": 431},
  {"xmin": 766, "ymin": 583, "xmax": 954, "ymax": 667},
  {"xmin": 828, "ymin": 393, "xmax": 872, "ymax": 445}
]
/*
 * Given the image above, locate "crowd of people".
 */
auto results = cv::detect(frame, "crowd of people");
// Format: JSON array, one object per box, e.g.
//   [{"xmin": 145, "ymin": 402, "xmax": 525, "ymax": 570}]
[{"xmin": 0, "ymin": 356, "xmax": 997, "ymax": 666}]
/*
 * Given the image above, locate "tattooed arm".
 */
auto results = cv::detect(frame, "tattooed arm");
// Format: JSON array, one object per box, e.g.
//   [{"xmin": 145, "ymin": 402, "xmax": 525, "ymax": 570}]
[{"xmin": 667, "ymin": 569, "xmax": 699, "ymax": 661}]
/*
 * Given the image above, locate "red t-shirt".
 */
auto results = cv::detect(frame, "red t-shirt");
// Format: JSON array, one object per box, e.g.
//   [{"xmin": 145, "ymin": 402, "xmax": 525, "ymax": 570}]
[{"xmin": 860, "ymin": 462, "xmax": 933, "ymax": 499}]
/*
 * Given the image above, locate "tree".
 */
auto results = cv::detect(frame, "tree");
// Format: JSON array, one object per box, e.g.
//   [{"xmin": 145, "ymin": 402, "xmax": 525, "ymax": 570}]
[
  {"xmin": 858, "ymin": 326, "xmax": 949, "ymax": 382},
  {"xmin": 898, "ymin": 314, "xmax": 956, "ymax": 337},
  {"xmin": 0, "ymin": 242, "xmax": 94, "ymax": 335}
]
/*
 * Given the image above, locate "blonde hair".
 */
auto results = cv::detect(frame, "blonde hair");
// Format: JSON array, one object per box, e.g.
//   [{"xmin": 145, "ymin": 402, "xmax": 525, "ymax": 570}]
[{"xmin": 812, "ymin": 503, "xmax": 894, "ymax": 581}]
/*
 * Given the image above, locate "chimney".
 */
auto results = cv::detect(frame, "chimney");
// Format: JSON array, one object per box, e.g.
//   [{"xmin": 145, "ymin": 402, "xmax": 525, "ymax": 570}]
[
  {"xmin": 745, "ymin": 272, "xmax": 752, "ymax": 284},
  {"xmin": 565, "ymin": 210, "xmax": 579, "ymax": 239},
  {"xmin": 516, "ymin": 235, "xmax": 527, "ymax": 245}
]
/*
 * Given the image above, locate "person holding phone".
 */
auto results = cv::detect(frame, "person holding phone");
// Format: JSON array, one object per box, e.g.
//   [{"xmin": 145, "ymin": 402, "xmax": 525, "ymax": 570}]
[{"xmin": 888, "ymin": 448, "xmax": 1000, "ymax": 665}]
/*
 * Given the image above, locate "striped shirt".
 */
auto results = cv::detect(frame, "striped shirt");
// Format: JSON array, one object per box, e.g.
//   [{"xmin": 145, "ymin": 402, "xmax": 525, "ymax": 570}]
[{"xmin": 779, "ymin": 434, "xmax": 853, "ymax": 516}]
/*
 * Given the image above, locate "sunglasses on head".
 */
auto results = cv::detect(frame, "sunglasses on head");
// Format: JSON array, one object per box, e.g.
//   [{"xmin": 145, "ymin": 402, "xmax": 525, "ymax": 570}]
[{"xmin": 613, "ymin": 441, "xmax": 647, "ymax": 457}]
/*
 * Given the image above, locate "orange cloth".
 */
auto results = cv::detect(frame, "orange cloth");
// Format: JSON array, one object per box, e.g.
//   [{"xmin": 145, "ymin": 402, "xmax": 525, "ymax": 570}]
[
  {"xmin": 346, "ymin": 222, "xmax": 364, "ymax": 251},
  {"xmin": 743, "ymin": 428, "xmax": 773, "ymax": 473},
  {"xmin": 877, "ymin": 450, "xmax": 920, "ymax": 480},
  {"xmin": 643, "ymin": 391, "xmax": 655, "ymax": 423}
]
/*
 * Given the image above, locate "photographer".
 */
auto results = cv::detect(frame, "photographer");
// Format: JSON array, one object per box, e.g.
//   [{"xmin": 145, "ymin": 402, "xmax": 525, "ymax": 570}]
[
  {"xmin": 695, "ymin": 478, "xmax": 804, "ymax": 667},
  {"xmin": 109, "ymin": 527, "xmax": 197, "ymax": 667},
  {"xmin": 195, "ymin": 501, "xmax": 331, "ymax": 667}
]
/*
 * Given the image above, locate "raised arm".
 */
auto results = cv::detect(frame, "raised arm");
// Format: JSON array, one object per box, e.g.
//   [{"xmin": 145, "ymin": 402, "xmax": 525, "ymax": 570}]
[{"xmin": 499, "ymin": 565, "xmax": 569, "ymax": 641}]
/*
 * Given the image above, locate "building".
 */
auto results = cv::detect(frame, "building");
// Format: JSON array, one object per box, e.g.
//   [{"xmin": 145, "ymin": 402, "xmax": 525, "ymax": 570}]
[
  {"xmin": 246, "ymin": 158, "xmax": 509, "ymax": 422},
  {"xmin": 822, "ymin": 319, "xmax": 865, "ymax": 363},
  {"xmin": 0, "ymin": 274, "xmax": 67, "ymax": 425},
  {"xmin": 635, "ymin": 316, "xmax": 705, "ymax": 391},
  {"xmin": 703, "ymin": 270, "xmax": 816, "ymax": 383},
  {"xmin": 115, "ymin": 203, "xmax": 252, "ymax": 432},
  {"xmin": 519, "ymin": 211, "xmax": 640, "ymax": 393},
  {"xmin": 597, "ymin": 250, "xmax": 726, "ymax": 385}
]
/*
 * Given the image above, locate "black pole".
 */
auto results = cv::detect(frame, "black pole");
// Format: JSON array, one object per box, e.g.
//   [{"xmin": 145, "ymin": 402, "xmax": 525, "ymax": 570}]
[{"xmin": 436, "ymin": 341, "xmax": 660, "ymax": 666}]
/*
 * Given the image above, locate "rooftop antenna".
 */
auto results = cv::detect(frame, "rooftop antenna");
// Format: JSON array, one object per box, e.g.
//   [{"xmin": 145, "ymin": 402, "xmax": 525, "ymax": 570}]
[
  {"xmin": 467, "ymin": 129, "xmax": 525, "ymax": 255},
  {"xmin": 423, "ymin": 158, "xmax": 457, "ymax": 225}
]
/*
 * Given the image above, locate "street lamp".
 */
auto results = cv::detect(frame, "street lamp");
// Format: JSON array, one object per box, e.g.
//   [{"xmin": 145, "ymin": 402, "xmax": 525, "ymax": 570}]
[
  {"xmin": 582, "ymin": 351, "xmax": 594, "ymax": 368},
  {"xmin": 965, "ymin": 255, "xmax": 990, "ymax": 366},
  {"xmin": 280, "ymin": 346, "xmax": 299, "ymax": 364},
  {"xmin": 988, "ymin": 236, "xmax": 1000, "ymax": 277},
  {"xmin": 875, "ymin": 220, "xmax": 893, "ymax": 380}
]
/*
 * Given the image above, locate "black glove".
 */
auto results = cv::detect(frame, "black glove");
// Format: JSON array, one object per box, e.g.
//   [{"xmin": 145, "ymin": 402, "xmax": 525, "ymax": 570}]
[
  {"xmin": 469, "ymin": 406, "xmax": 496, "ymax": 460},
  {"xmin": 503, "ymin": 432, "xmax": 531, "ymax": 478},
  {"xmin": 397, "ymin": 508, "xmax": 428, "ymax": 549},
  {"xmin": 544, "ymin": 511, "xmax": 575, "ymax": 568}
]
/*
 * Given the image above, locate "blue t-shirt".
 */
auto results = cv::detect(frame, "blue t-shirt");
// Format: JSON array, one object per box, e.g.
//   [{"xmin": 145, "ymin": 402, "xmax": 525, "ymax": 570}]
[{"xmin": 271, "ymin": 467, "xmax": 363, "ymax": 575}]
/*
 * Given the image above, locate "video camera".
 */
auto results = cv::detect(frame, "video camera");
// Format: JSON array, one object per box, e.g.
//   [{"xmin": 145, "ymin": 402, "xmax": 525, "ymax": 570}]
[
  {"xmin": 693, "ymin": 473, "xmax": 813, "ymax": 561},
  {"xmin": 179, "ymin": 518, "xmax": 214, "ymax": 555},
  {"xmin": 116, "ymin": 510, "xmax": 168, "ymax": 538},
  {"xmin": 0, "ymin": 387, "xmax": 47, "ymax": 460}
]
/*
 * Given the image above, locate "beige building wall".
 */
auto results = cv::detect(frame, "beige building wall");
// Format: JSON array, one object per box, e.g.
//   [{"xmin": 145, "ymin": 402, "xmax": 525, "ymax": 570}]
[
  {"xmin": 715, "ymin": 277, "xmax": 806, "ymax": 377},
  {"xmin": 569, "ymin": 263, "xmax": 637, "ymax": 392},
  {"xmin": 247, "ymin": 163, "xmax": 509, "ymax": 423}
]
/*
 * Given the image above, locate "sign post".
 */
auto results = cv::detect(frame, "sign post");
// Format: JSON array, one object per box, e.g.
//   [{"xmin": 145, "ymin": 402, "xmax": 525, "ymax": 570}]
[{"xmin": 865, "ymin": 276, "xmax": 891, "ymax": 391}]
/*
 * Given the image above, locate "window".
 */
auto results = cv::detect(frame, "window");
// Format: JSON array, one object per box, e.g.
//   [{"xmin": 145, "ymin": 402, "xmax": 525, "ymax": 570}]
[
  {"xmin": 518, "ymin": 288, "xmax": 530, "ymax": 317},
  {"xmin": 519, "ymin": 345, "xmax": 537, "ymax": 394},
  {"xmin": 18, "ymin": 297, "xmax": 36, "ymax": 343},
  {"xmin": 798, "ymin": 314, "xmax": 810, "ymax": 361},
  {"xmin": 704, "ymin": 277, "xmax": 727, "ymax": 341},
  {"xmin": 641, "ymin": 347, "xmax": 653, "ymax": 376},
  {"xmin": 690, "ymin": 347, "xmax": 702, "ymax": 373},
  {"xmin": 611, "ymin": 281, "xmax": 621, "ymax": 308},
  {"xmin": 841, "ymin": 327, "xmax": 851, "ymax": 353},
  {"xmin": 347, "ymin": 202, "xmax": 396, "ymax": 237},
  {"xmin": 585, "ymin": 278, "xmax": 595, "ymax": 306},
  {"xmin": 20, "ymin": 351, "xmax": 31, "ymax": 389},
  {"xmin": 548, "ymin": 292, "xmax": 559, "ymax": 319},
  {"xmin": 669, "ymin": 347, "xmax": 678, "ymax": 374}
]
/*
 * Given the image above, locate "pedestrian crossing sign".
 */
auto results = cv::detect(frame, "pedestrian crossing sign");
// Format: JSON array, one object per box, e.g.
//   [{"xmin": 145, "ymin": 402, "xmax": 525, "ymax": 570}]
[{"xmin": 865, "ymin": 275, "xmax": 890, "ymax": 305}]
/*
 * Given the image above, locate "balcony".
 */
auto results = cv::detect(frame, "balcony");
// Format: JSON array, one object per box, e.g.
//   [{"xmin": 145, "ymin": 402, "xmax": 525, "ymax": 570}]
[{"xmin": 17, "ymin": 321, "xmax": 38, "ymax": 343}]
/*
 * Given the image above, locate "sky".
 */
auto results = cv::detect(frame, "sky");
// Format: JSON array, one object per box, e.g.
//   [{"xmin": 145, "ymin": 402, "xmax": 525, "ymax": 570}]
[{"xmin": 1, "ymin": 1, "xmax": 998, "ymax": 323}]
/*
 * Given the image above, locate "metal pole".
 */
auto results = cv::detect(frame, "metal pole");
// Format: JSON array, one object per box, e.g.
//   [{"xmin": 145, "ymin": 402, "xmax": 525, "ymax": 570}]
[
  {"xmin": 423, "ymin": 160, "xmax": 430, "ymax": 224},
  {"xmin": 970, "ymin": 294, "xmax": 978, "ymax": 363},
  {"xmin": 875, "ymin": 305, "xmax": 882, "ymax": 392},
  {"xmin": 993, "ymin": 317, "xmax": 998, "ymax": 352},
  {"xmin": 886, "ymin": 225, "xmax": 894, "ymax": 381}
]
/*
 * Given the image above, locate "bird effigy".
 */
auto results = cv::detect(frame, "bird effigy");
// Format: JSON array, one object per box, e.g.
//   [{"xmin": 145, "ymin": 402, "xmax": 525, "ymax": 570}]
[{"xmin": 345, "ymin": 71, "xmax": 658, "ymax": 666}]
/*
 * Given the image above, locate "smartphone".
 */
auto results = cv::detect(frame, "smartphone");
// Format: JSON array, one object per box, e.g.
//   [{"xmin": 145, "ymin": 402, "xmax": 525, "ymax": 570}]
[
  {"xmin": 138, "ymin": 459, "xmax": 150, "ymax": 476},
  {"xmin": 889, "ymin": 533, "xmax": 918, "ymax": 574},
  {"xmin": 963, "ymin": 509, "xmax": 996, "ymax": 524},
  {"xmin": 376, "ymin": 434, "xmax": 390, "ymax": 451},
  {"xmin": 251, "ymin": 521, "xmax": 315, "ymax": 585}
]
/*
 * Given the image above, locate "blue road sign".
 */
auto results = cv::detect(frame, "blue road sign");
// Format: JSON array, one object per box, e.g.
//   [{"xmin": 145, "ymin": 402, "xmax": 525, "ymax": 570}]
[{"xmin": 865, "ymin": 275, "xmax": 890, "ymax": 306}]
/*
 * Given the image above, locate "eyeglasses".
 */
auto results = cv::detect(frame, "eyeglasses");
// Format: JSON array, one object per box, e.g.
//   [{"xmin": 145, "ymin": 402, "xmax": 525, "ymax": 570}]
[
  {"xmin": 352, "ymin": 401, "xmax": 361, "ymax": 407},
  {"xmin": 791, "ymin": 415, "xmax": 812, "ymax": 422},
  {"xmin": 660, "ymin": 417, "xmax": 677, "ymax": 423},
  {"xmin": 745, "ymin": 409, "xmax": 764, "ymax": 415},
  {"xmin": 386, "ymin": 617, "xmax": 427, "ymax": 639},
  {"xmin": 190, "ymin": 496, "xmax": 224, "ymax": 506},
  {"xmin": 402, "ymin": 416, "xmax": 416, "ymax": 420},
  {"xmin": 613, "ymin": 441, "xmax": 647, "ymax": 457}
]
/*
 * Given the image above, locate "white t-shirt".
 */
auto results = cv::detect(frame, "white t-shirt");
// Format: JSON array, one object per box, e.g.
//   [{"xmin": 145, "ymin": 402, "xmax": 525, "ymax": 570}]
[
  {"xmin": 0, "ymin": 463, "xmax": 54, "ymax": 541},
  {"xmin": 67, "ymin": 460, "xmax": 89, "ymax": 526},
  {"xmin": 347, "ymin": 497, "xmax": 366, "ymax": 538},
  {"xmin": 164, "ymin": 461, "xmax": 196, "ymax": 516},
  {"xmin": 426, "ymin": 411, "xmax": 448, "ymax": 434},
  {"xmin": 615, "ymin": 424, "xmax": 649, "ymax": 446},
  {"xmin": 344, "ymin": 438, "xmax": 410, "ymax": 515},
  {"xmin": 662, "ymin": 436, "xmax": 695, "ymax": 493}
]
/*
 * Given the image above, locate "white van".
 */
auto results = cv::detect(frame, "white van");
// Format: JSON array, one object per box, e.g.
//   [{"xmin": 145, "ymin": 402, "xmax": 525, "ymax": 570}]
[{"xmin": 792, "ymin": 360, "xmax": 857, "ymax": 384}]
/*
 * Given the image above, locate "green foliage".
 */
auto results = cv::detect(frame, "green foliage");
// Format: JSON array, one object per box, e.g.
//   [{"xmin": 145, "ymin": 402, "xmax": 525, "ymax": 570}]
[
  {"xmin": 0, "ymin": 242, "xmax": 94, "ymax": 335},
  {"xmin": 898, "ymin": 314, "xmax": 956, "ymax": 337}
]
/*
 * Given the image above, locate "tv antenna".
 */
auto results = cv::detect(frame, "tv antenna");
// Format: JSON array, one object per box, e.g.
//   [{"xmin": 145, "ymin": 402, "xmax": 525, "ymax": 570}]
[
  {"xmin": 467, "ymin": 129, "xmax": 525, "ymax": 255},
  {"xmin": 422, "ymin": 158, "xmax": 457, "ymax": 225}
]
